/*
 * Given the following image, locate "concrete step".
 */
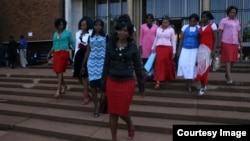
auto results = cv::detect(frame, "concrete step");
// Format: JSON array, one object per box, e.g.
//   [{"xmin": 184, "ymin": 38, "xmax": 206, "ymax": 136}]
[
  {"xmin": 1, "ymin": 80, "xmax": 250, "ymax": 100},
  {"xmin": 1, "ymin": 89, "xmax": 250, "ymax": 113},
  {"xmin": 0, "ymin": 115, "xmax": 171, "ymax": 141},
  {"xmin": 1, "ymin": 83, "xmax": 250, "ymax": 103},
  {"xmin": 1, "ymin": 96, "xmax": 250, "ymax": 124},
  {"xmin": 2, "ymin": 76, "xmax": 250, "ymax": 86},
  {"xmin": 0, "ymin": 103, "xmax": 231, "ymax": 135},
  {"xmin": 0, "ymin": 68, "xmax": 250, "ymax": 140},
  {"xmin": 0, "ymin": 130, "xmax": 73, "ymax": 141}
]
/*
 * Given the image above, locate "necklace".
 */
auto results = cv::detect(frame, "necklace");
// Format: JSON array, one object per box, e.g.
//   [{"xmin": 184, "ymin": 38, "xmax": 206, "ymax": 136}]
[
  {"xmin": 57, "ymin": 32, "xmax": 62, "ymax": 40},
  {"xmin": 117, "ymin": 41, "xmax": 127, "ymax": 49}
]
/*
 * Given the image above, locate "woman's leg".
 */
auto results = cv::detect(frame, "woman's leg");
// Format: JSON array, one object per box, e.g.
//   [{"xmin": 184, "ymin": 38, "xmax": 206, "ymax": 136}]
[
  {"xmin": 55, "ymin": 72, "xmax": 63, "ymax": 97},
  {"xmin": 82, "ymin": 77, "xmax": 89, "ymax": 94},
  {"xmin": 120, "ymin": 114, "xmax": 135, "ymax": 140},
  {"xmin": 187, "ymin": 79, "xmax": 193, "ymax": 92},
  {"xmin": 110, "ymin": 114, "xmax": 119, "ymax": 141},
  {"xmin": 225, "ymin": 62, "xmax": 233, "ymax": 80},
  {"xmin": 91, "ymin": 87, "xmax": 99, "ymax": 117},
  {"xmin": 82, "ymin": 77, "xmax": 90, "ymax": 104}
]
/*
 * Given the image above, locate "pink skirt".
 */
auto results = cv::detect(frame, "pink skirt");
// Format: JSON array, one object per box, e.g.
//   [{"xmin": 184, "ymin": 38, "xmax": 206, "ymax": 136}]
[
  {"xmin": 53, "ymin": 50, "xmax": 69, "ymax": 73},
  {"xmin": 106, "ymin": 77, "xmax": 135, "ymax": 116},
  {"xmin": 221, "ymin": 42, "xmax": 239, "ymax": 62}
]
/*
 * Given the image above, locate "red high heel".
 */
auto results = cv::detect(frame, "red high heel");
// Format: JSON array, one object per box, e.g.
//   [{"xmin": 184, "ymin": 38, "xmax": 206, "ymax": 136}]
[
  {"xmin": 128, "ymin": 123, "xmax": 135, "ymax": 140},
  {"xmin": 82, "ymin": 93, "xmax": 90, "ymax": 105}
]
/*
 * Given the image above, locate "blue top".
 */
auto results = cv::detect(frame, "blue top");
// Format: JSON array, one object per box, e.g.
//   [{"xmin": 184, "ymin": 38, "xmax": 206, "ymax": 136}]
[
  {"xmin": 19, "ymin": 38, "xmax": 28, "ymax": 49},
  {"xmin": 87, "ymin": 35, "xmax": 107, "ymax": 81},
  {"xmin": 52, "ymin": 30, "xmax": 75, "ymax": 50},
  {"xmin": 183, "ymin": 26, "xmax": 199, "ymax": 49}
]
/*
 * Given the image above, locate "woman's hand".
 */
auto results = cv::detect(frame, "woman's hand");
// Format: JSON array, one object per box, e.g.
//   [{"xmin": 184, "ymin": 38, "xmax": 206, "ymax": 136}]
[
  {"xmin": 151, "ymin": 49, "xmax": 155, "ymax": 53},
  {"xmin": 139, "ymin": 46, "xmax": 143, "ymax": 54},
  {"xmin": 81, "ymin": 67, "xmax": 86, "ymax": 75},
  {"xmin": 172, "ymin": 53, "xmax": 176, "ymax": 59}
]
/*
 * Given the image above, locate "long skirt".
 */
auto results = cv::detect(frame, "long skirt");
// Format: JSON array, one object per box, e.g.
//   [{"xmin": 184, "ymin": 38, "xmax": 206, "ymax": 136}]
[
  {"xmin": 177, "ymin": 48, "xmax": 198, "ymax": 79},
  {"xmin": 153, "ymin": 45, "xmax": 175, "ymax": 81},
  {"xmin": 53, "ymin": 50, "xmax": 69, "ymax": 73},
  {"xmin": 106, "ymin": 77, "xmax": 135, "ymax": 116},
  {"xmin": 221, "ymin": 42, "xmax": 239, "ymax": 62}
]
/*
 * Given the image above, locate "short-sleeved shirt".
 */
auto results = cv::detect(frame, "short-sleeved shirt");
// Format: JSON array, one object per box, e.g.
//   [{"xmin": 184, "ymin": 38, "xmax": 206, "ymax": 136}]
[
  {"xmin": 219, "ymin": 17, "xmax": 241, "ymax": 44},
  {"xmin": 52, "ymin": 30, "xmax": 75, "ymax": 50}
]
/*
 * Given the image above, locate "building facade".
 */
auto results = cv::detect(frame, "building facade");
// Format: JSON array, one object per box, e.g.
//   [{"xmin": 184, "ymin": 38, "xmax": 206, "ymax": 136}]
[{"xmin": 1, "ymin": 0, "xmax": 250, "ymax": 54}]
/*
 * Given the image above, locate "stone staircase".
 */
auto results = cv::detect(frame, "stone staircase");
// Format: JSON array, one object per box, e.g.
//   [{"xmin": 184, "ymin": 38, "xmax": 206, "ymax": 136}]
[{"xmin": 0, "ymin": 65, "xmax": 250, "ymax": 141}]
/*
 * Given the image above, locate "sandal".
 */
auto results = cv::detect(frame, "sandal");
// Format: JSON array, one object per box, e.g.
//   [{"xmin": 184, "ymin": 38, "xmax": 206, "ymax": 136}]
[
  {"xmin": 154, "ymin": 82, "xmax": 160, "ymax": 89},
  {"xmin": 226, "ymin": 80, "xmax": 233, "ymax": 85},
  {"xmin": 54, "ymin": 89, "xmax": 61, "ymax": 99},
  {"xmin": 61, "ymin": 85, "xmax": 67, "ymax": 94},
  {"xmin": 82, "ymin": 93, "xmax": 90, "ymax": 105}
]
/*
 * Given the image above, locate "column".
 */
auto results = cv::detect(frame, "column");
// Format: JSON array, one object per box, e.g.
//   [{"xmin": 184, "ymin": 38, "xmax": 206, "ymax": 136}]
[
  {"xmin": 65, "ymin": 0, "xmax": 72, "ymax": 31},
  {"xmin": 202, "ymin": 0, "xmax": 210, "ymax": 11},
  {"xmin": 127, "ymin": 0, "xmax": 133, "ymax": 21}
]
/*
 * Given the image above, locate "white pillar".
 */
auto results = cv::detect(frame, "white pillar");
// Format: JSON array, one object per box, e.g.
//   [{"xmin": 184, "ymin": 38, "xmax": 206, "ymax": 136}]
[
  {"xmin": 202, "ymin": 0, "xmax": 210, "ymax": 11},
  {"xmin": 65, "ymin": 0, "xmax": 72, "ymax": 31},
  {"xmin": 127, "ymin": 0, "xmax": 133, "ymax": 21}
]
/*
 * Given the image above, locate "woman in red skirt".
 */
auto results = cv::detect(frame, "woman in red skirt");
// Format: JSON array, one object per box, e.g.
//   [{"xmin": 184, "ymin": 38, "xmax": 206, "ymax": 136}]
[
  {"xmin": 218, "ymin": 6, "xmax": 242, "ymax": 85},
  {"xmin": 101, "ymin": 20, "xmax": 145, "ymax": 141},
  {"xmin": 47, "ymin": 18, "xmax": 75, "ymax": 98},
  {"xmin": 151, "ymin": 15, "xmax": 176, "ymax": 89},
  {"xmin": 195, "ymin": 11, "xmax": 218, "ymax": 95}
]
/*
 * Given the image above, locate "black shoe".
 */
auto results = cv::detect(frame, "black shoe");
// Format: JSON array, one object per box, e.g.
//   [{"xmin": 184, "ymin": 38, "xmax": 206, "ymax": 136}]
[{"xmin": 93, "ymin": 112, "xmax": 99, "ymax": 118}]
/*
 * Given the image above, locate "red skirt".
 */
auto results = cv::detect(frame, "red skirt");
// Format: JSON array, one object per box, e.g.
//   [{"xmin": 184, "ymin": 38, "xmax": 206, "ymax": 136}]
[
  {"xmin": 106, "ymin": 77, "xmax": 135, "ymax": 116},
  {"xmin": 154, "ymin": 45, "xmax": 175, "ymax": 81},
  {"xmin": 221, "ymin": 42, "xmax": 239, "ymax": 62},
  {"xmin": 53, "ymin": 50, "xmax": 69, "ymax": 73}
]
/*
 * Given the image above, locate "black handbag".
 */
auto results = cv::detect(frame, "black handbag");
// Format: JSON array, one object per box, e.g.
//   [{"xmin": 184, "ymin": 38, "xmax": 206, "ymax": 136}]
[{"xmin": 99, "ymin": 95, "xmax": 108, "ymax": 114}]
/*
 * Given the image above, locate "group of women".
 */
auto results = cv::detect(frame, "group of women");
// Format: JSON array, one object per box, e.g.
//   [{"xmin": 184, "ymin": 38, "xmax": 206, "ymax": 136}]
[
  {"xmin": 45, "ymin": 5, "xmax": 241, "ymax": 141},
  {"xmin": 47, "ymin": 14, "xmax": 144, "ymax": 141},
  {"xmin": 140, "ymin": 5, "xmax": 241, "ymax": 96}
]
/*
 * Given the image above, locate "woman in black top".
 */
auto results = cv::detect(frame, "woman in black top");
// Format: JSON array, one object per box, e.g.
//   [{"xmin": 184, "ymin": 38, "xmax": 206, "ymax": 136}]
[{"xmin": 101, "ymin": 21, "xmax": 145, "ymax": 141}]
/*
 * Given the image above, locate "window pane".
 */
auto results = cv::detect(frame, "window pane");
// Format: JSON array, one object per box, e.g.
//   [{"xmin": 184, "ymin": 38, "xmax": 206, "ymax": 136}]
[
  {"xmin": 210, "ymin": 0, "xmax": 226, "ymax": 11},
  {"xmin": 169, "ymin": 0, "xmax": 183, "ymax": 17},
  {"xmin": 97, "ymin": 0, "xmax": 107, "ymax": 17},
  {"xmin": 110, "ymin": 0, "xmax": 120, "ymax": 16},
  {"xmin": 155, "ymin": 0, "xmax": 169, "ymax": 18},
  {"xmin": 146, "ymin": 0, "xmax": 155, "ymax": 17},
  {"xmin": 122, "ymin": 0, "xmax": 127, "ymax": 14},
  {"xmin": 186, "ymin": 0, "xmax": 200, "ymax": 16}
]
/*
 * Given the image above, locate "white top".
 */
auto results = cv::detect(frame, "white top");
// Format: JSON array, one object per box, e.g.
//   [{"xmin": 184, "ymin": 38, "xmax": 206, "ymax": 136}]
[
  {"xmin": 181, "ymin": 24, "xmax": 200, "ymax": 32},
  {"xmin": 201, "ymin": 23, "xmax": 217, "ymax": 31},
  {"xmin": 73, "ymin": 30, "xmax": 92, "ymax": 61}
]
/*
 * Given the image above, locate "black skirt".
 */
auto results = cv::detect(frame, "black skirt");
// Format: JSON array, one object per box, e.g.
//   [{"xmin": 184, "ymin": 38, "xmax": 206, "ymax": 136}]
[{"xmin": 73, "ymin": 48, "xmax": 88, "ymax": 77}]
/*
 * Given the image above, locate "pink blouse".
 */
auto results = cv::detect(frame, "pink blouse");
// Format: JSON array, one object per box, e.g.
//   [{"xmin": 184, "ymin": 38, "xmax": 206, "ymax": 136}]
[
  {"xmin": 219, "ymin": 17, "xmax": 241, "ymax": 44},
  {"xmin": 151, "ymin": 26, "xmax": 176, "ymax": 54},
  {"xmin": 139, "ymin": 23, "xmax": 158, "ymax": 58}
]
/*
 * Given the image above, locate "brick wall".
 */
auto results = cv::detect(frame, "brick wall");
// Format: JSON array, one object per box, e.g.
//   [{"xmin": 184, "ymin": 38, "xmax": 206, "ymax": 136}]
[{"xmin": 0, "ymin": 0, "xmax": 64, "ymax": 43}]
